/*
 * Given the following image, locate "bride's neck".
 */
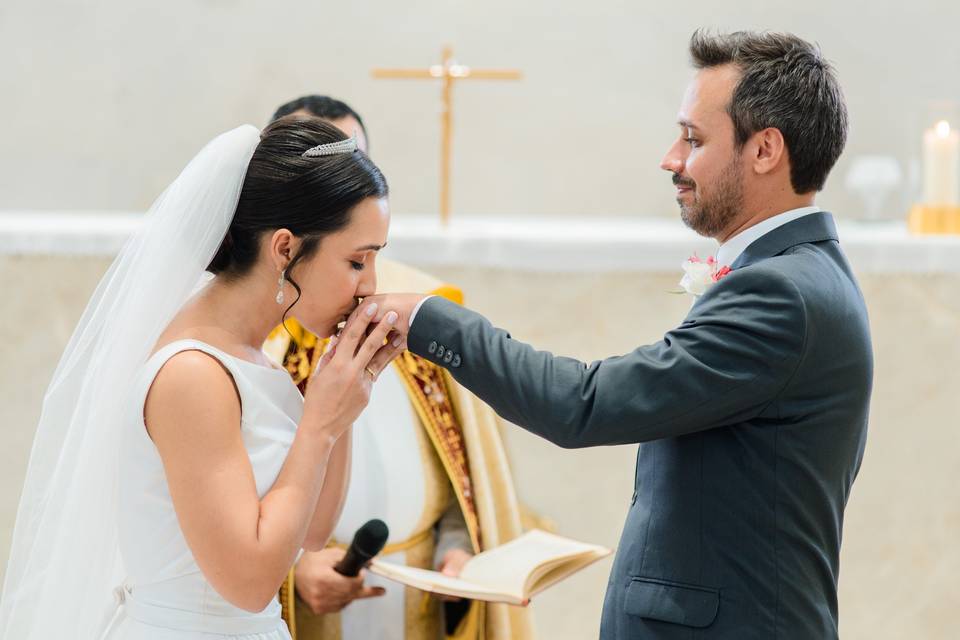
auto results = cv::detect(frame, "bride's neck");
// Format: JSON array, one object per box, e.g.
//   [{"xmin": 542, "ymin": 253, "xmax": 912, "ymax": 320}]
[{"xmin": 192, "ymin": 272, "xmax": 285, "ymax": 350}]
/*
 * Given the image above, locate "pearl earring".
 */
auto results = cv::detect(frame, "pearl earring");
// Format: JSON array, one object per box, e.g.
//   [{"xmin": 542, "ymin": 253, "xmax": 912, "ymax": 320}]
[{"xmin": 276, "ymin": 269, "xmax": 286, "ymax": 305}]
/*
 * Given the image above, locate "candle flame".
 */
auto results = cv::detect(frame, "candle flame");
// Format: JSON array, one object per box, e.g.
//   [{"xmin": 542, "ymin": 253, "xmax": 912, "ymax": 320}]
[{"xmin": 935, "ymin": 120, "xmax": 952, "ymax": 138}]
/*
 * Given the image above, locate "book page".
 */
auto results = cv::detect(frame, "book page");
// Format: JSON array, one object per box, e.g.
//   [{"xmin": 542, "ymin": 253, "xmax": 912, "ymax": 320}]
[
  {"xmin": 368, "ymin": 561, "xmax": 525, "ymax": 604},
  {"xmin": 459, "ymin": 529, "xmax": 610, "ymax": 597},
  {"xmin": 525, "ymin": 551, "xmax": 609, "ymax": 597},
  {"xmin": 369, "ymin": 529, "xmax": 611, "ymax": 604}
]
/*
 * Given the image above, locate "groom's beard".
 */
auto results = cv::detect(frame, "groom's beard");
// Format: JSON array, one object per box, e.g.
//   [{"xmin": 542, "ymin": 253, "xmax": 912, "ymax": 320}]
[{"xmin": 676, "ymin": 159, "xmax": 744, "ymax": 239}]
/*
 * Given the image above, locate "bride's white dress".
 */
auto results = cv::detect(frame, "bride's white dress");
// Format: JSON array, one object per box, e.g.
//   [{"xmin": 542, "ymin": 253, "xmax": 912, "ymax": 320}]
[{"xmin": 105, "ymin": 339, "xmax": 303, "ymax": 639}]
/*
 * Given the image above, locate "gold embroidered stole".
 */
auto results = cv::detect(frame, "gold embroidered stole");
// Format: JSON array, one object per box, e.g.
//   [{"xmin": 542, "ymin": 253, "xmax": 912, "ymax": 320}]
[{"xmin": 392, "ymin": 352, "xmax": 481, "ymax": 553}]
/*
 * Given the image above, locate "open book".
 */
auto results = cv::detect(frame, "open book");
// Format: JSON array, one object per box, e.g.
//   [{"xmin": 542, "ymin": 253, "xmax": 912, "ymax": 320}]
[{"xmin": 368, "ymin": 529, "xmax": 611, "ymax": 605}]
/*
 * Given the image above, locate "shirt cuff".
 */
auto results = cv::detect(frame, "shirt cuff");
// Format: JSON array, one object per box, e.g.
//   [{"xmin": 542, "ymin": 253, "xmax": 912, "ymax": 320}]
[{"xmin": 409, "ymin": 295, "xmax": 435, "ymax": 328}]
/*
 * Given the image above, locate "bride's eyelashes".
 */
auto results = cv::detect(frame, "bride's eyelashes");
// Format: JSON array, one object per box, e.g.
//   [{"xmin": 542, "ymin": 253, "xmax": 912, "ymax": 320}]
[{"xmin": 350, "ymin": 260, "xmax": 365, "ymax": 271}]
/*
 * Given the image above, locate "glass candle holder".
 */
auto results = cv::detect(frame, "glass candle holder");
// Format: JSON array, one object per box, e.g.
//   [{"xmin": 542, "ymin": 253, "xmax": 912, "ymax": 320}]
[
  {"xmin": 908, "ymin": 102, "xmax": 960, "ymax": 234},
  {"xmin": 920, "ymin": 102, "xmax": 960, "ymax": 206}
]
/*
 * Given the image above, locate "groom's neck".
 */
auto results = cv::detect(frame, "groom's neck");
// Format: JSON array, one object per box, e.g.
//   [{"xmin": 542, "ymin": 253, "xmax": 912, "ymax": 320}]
[{"xmin": 717, "ymin": 189, "xmax": 816, "ymax": 244}]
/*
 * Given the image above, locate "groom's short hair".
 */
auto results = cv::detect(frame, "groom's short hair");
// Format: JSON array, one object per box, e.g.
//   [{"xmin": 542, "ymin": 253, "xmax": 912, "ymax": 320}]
[{"xmin": 689, "ymin": 29, "xmax": 848, "ymax": 194}]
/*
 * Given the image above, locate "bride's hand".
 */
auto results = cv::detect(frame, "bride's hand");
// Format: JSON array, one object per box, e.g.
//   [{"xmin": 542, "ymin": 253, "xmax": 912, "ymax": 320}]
[{"xmin": 301, "ymin": 301, "xmax": 404, "ymax": 441}]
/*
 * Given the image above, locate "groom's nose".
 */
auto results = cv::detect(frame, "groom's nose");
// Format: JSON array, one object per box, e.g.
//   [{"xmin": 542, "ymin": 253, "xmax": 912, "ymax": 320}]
[{"xmin": 660, "ymin": 139, "xmax": 686, "ymax": 174}]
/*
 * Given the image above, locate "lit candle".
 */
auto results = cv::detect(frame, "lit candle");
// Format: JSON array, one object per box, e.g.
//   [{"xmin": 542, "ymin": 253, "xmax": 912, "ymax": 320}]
[{"xmin": 922, "ymin": 120, "xmax": 960, "ymax": 206}]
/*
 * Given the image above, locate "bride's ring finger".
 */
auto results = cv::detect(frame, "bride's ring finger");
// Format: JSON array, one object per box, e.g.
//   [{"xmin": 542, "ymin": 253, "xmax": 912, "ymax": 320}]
[{"xmin": 364, "ymin": 365, "xmax": 377, "ymax": 380}]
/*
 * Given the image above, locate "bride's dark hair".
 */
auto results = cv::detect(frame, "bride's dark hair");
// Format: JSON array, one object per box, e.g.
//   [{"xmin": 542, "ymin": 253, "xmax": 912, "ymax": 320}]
[{"xmin": 207, "ymin": 117, "xmax": 388, "ymax": 293}]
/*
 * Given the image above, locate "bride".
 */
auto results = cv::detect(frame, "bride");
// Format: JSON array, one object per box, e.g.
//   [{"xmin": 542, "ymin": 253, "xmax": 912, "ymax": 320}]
[{"xmin": 0, "ymin": 118, "xmax": 403, "ymax": 638}]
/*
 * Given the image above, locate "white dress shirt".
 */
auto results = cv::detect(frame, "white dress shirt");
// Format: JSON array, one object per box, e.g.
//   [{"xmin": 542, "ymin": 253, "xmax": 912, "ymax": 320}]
[
  {"xmin": 715, "ymin": 206, "xmax": 821, "ymax": 268},
  {"xmin": 409, "ymin": 295, "xmax": 434, "ymax": 328}
]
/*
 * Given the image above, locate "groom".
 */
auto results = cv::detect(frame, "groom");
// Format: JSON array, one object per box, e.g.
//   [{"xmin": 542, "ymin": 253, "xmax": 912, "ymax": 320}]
[{"xmin": 369, "ymin": 30, "xmax": 872, "ymax": 639}]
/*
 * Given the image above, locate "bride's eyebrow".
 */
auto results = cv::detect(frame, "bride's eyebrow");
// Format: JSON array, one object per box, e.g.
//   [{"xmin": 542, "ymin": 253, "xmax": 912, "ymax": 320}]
[{"xmin": 353, "ymin": 243, "xmax": 387, "ymax": 252}]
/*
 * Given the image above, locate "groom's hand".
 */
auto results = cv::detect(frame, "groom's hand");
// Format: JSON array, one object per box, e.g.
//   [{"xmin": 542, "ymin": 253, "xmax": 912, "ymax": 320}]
[{"xmin": 363, "ymin": 293, "xmax": 428, "ymax": 345}]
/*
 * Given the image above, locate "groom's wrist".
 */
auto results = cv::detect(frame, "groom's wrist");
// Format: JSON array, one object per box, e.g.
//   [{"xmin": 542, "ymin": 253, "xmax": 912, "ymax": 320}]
[{"xmin": 409, "ymin": 295, "xmax": 436, "ymax": 328}]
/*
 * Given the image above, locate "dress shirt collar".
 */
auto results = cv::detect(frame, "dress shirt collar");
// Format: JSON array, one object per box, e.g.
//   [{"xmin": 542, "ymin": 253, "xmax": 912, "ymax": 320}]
[{"xmin": 716, "ymin": 206, "xmax": 821, "ymax": 268}]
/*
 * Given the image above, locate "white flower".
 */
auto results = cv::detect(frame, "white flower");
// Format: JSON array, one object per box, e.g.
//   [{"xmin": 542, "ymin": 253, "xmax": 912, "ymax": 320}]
[{"xmin": 679, "ymin": 255, "xmax": 731, "ymax": 296}]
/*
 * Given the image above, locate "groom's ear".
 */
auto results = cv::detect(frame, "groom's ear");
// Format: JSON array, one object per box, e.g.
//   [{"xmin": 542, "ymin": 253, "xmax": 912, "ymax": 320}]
[{"xmin": 751, "ymin": 127, "xmax": 787, "ymax": 177}]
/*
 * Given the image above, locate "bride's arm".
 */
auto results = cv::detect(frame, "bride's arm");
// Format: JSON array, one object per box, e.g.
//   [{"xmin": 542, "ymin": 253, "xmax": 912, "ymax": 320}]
[
  {"xmin": 146, "ymin": 353, "xmax": 339, "ymax": 613},
  {"xmin": 145, "ymin": 305, "xmax": 402, "ymax": 613},
  {"xmin": 301, "ymin": 426, "xmax": 352, "ymax": 550}
]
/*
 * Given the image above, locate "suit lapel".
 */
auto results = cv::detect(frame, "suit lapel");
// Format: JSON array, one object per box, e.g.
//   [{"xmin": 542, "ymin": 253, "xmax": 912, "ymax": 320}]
[{"xmin": 730, "ymin": 211, "xmax": 839, "ymax": 270}]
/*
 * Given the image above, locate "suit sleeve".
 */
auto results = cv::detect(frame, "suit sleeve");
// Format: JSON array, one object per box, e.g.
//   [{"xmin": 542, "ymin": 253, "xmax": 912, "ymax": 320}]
[{"xmin": 407, "ymin": 267, "xmax": 807, "ymax": 447}]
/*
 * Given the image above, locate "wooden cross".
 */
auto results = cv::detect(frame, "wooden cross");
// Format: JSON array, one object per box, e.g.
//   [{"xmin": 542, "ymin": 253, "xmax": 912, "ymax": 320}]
[{"xmin": 372, "ymin": 47, "xmax": 522, "ymax": 225}]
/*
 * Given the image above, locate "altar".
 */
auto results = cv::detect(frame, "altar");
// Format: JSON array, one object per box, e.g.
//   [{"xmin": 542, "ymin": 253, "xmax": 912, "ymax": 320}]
[
  {"xmin": 5, "ymin": 210, "xmax": 960, "ymax": 272},
  {"xmin": 1, "ymin": 210, "xmax": 958, "ymax": 639}
]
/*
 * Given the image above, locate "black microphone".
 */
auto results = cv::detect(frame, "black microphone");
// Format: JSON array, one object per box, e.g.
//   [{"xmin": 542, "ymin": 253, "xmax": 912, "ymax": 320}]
[{"xmin": 333, "ymin": 519, "xmax": 390, "ymax": 577}]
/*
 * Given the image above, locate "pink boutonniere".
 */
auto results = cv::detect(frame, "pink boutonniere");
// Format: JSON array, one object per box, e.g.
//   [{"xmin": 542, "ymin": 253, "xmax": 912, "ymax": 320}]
[{"xmin": 678, "ymin": 254, "xmax": 732, "ymax": 296}]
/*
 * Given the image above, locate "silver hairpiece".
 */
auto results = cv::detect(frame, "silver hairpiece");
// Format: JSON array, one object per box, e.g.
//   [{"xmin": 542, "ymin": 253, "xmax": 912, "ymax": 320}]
[{"xmin": 301, "ymin": 133, "xmax": 359, "ymax": 158}]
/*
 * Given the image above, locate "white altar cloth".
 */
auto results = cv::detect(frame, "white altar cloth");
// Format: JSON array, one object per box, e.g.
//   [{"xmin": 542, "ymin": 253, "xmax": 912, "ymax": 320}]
[{"xmin": 2, "ymin": 211, "xmax": 959, "ymax": 274}]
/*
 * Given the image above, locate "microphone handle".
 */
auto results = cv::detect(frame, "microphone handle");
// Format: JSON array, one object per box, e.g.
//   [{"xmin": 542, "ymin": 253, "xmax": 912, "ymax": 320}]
[{"xmin": 333, "ymin": 547, "xmax": 372, "ymax": 577}]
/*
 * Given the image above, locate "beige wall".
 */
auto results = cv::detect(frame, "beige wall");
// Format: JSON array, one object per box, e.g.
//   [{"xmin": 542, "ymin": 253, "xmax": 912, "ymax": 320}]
[
  {"xmin": 1, "ymin": 255, "xmax": 957, "ymax": 638},
  {"xmin": 2, "ymin": 1, "xmax": 959, "ymax": 220}
]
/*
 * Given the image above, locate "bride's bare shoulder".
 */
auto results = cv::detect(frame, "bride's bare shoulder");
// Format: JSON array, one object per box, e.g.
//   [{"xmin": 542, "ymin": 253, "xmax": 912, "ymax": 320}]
[{"xmin": 144, "ymin": 349, "xmax": 241, "ymax": 442}]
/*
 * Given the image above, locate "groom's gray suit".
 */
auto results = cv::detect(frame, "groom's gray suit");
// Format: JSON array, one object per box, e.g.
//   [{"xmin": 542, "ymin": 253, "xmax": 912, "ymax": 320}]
[{"xmin": 406, "ymin": 212, "xmax": 872, "ymax": 639}]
